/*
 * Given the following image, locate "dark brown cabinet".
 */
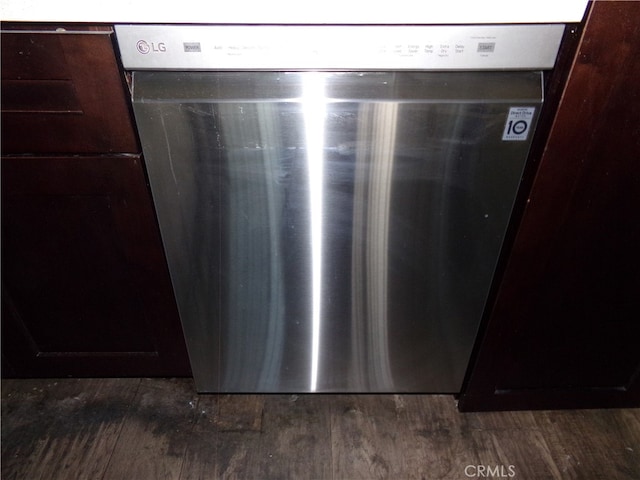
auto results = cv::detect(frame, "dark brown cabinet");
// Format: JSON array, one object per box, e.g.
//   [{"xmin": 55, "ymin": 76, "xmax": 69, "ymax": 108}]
[
  {"xmin": 1, "ymin": 26, "xmax": 190, "ymax": 378},
  {"xmin": 1, "ymin": 26, "xmax": 138, "ymax": 154},
  {"xmin": 459, "ymin": 0, "xmax": 640, "ymax": 411}
]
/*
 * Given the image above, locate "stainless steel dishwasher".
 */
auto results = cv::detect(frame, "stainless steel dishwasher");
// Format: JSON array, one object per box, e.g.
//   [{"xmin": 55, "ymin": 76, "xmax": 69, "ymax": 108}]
[{"xmin": 116, "ymin": 24, "xmax": 563, "ymax": 393}]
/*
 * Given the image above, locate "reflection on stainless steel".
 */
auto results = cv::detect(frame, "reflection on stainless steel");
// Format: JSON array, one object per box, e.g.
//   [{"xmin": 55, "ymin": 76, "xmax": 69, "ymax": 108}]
[
  {"xmin": 219, "ymin": 102, "xmax": 288, "ymax": 391},
  {"xmin": 302, "ymin": 73, "xmax": 327, "ymax": 391},
  {"xmin": 351, "ymin": 102, "xmax": 398, "ymax": 390},
  {"xmin": 132, "ymin": 71, "xmax": 543, "ymax": 392}
]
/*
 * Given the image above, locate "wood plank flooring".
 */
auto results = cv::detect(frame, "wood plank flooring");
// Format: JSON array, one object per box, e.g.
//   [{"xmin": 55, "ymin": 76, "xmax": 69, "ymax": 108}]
[{"xmin": 2, "ymin": 378, "xmax": 639, "ymax": 479}]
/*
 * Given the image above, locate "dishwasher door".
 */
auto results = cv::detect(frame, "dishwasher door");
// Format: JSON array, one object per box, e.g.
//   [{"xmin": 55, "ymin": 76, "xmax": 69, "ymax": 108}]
[{"xmin": 132, "ymin": 71, "xmax": 542, "ymax": 393}]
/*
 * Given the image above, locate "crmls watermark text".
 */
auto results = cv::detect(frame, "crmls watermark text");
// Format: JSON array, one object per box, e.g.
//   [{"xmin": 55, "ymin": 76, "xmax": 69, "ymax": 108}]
[{"xmin": 464, "ymin": 464, "xmax": 516, "ymax": 477}]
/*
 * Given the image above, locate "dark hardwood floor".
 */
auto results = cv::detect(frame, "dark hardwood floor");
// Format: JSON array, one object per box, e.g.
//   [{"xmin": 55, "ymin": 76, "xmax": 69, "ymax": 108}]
[{"xmin": 2, "ymin": 378, "xmax": 639, "ymax": 479}]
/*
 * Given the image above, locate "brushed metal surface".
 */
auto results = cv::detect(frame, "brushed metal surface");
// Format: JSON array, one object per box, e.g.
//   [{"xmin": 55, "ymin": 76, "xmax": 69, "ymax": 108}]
[
  {"xmin": 132, "ymin": 71, "xmax": 542, "ymax": 392},
  {"xmin": 115, "ymin": 24, "xmax": 564, "ymax": 71}
]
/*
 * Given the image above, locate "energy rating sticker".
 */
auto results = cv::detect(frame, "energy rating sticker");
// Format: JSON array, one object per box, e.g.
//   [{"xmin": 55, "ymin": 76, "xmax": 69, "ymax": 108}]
[{"xmin": 502, "ymin": 107, "xmax": 535, "ymax": 141}]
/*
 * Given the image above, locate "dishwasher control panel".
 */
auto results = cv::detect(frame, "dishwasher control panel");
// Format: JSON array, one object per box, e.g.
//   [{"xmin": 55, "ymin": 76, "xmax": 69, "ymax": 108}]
[{"xmin": 115, "ymin": 24, "xmax": 564, "ymax": 71}]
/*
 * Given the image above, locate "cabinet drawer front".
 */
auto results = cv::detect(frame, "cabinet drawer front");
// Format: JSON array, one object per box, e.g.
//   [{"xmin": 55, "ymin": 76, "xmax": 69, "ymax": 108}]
[{"xmin": 1, "ymin": 28, "xmax": 139, "ymax": 154}]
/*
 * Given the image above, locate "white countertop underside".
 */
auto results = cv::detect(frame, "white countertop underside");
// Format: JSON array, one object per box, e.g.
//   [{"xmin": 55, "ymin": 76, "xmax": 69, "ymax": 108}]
[{"xmin": 1, "ymin": 0, "xmax": 589, "ymax": 25}]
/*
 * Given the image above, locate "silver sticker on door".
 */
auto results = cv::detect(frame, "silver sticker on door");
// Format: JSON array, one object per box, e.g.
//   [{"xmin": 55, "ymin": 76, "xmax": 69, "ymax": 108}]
[{"xmin": 502, "ymin": 107, "xmax": 535, "ymax": 141}]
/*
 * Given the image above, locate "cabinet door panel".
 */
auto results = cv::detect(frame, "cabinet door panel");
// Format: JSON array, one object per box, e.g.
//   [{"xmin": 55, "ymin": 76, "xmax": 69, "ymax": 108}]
[
  {"xmin": 459, "ymin": 1, "xmax": 640, "ymax": 411},
  {"xmin": 1, "ymin": 155, "xmax": 191, "ymax": 377}
]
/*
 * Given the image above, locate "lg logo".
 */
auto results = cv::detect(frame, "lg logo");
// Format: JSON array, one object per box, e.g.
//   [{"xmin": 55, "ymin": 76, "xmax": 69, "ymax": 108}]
[
  {"xmin": 464, "ymin": 465, "xmax": 516, "ymax": 478},
  {"xmin": 136, "ymin": 40, "xmax": 166, "ymax": 54}
]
